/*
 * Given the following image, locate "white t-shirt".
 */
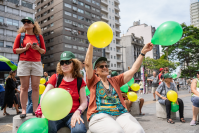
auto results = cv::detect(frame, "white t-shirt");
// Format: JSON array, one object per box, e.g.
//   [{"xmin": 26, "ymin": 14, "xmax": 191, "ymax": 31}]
[{"xmin": 81, "ymin": 69, "xmax": 86, "ymax": 83}]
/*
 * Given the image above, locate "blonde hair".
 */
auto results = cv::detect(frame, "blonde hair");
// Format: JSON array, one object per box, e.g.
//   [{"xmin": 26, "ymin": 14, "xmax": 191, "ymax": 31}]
[
  {"xmin": 56, "ymin": 58, "xmax": 83, "ymax": 78},
  {"xmin": 17, "ymin": 21, "xmax": 42, "ymax": 35},
  {"xmin": 7, "ymin": 71, "xmax": 16, "ymax": 81}
]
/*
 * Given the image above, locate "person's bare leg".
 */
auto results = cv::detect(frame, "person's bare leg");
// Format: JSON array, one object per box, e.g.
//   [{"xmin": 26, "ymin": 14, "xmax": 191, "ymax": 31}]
[
  {"xmin": 31, "ymin": 75, "xmax": 40, "ymax": 113},
  {"xmin": 139, "ymin": 98, "xmax": 145, "ymax": 115},
  {"xmin": 20, "ymin": 76, "xmax": 30, "ymax": 114},
  {"xmin": 125, "ymin": 100, "xmax": 130, "ymax": 112},
  {"xmin": 3, "ymin": 104, "xmax": 7, "ymax": 114},
  {"xmin": 192, "ymin": 106, "xmax": 199, "ymax": 121},
  {"xmin": 153, "ymin": 93, "xmax": 156, "ymax": 99},
  {"xmin": 14, "ymin": 101, "xmax": 19, "ymax": 113}
]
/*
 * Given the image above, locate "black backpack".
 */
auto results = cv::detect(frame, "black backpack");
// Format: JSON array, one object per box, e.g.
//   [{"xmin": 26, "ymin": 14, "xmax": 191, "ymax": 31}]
[{"xmin": 56, "ymin": 74, "xmax": 82, "ymax": 94}]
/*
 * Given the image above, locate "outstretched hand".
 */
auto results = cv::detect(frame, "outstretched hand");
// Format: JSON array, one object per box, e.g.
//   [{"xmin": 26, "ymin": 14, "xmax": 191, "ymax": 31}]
[{"xmin": 141, "ymin": 42, "xmax": 154, "ymax": 54}]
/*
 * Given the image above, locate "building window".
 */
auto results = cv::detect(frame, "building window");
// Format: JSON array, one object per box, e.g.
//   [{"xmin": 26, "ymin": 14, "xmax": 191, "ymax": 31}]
[
  {"xmin": 22, "ymin": 1, "xmax": 33, "ymax": 9},
  {"xmin": 0, "ymin": 5, "xmax": 4, "ymax": 12},
  {"xmin": 96, "ymin": 15, "xmax": 100, "ymax": 19},
  {"xmin": 64, "ymin": 3, "xmax": 71, "ymax": 8},
  {"xmin": 73, "ymin": 45, "xmax": 77, "ymax": 49},
  {"xmin": 85, "ymin": 18, "xmax": 91, "ymax": 23},
  {"xmin": 73, "ymin": 14, "xmax": 77, "ymax": 18},
  {"xmin": 50, "ymin": 23, "xmax": 54, "ymax": 27},
  {"xmin": 6, "ymin": 18, "xmax": 13, "ymax": 25},
  {"xmin": 50, "ymin": 63, "xmax": 54, "ymax": 66},
  {"xmin": 65, "ymin": 11, "xmax": 71, "ymax": 16},
  {"xmin": 78, "ymin": 54, "xmax": 84, "ymax": 59},
  {"xmin": 78, "ymin": 1, "xmax": 84, "ymax": 6},
  {"xmin": 0, "ymin": 29, "xmax": 3, "ymax": 35},
  {"xmin": 96, "ymin": 2, "xmax": 100, "ymax": 6},
  {"xmin": 65, "ymin": 36, "xmax": 72, "ymax": 40},
  {"xmin": 86, "ymin": 0, "xmax": 91, "ymax": 2},
  {"xmin": 92, "ymin": 7, "xmax": 95, "ymax": 11},
  {"xmin": 96, "ymin": 9, "xmax": 100, "ymax": 12},
  {"xmin": 85, "ymin": 4, "xmax": 90, "ymax": 9},
  {"xmin": 78, "ymin": 8, "xmax": 84, "ymax": 13},
  {"xmin": 111, "ymin": 55, "xmax": 112, "ymax": 59},
  {"xmin": 110, "ymin": 47, "xmax": 112, "ymax": 51},
  {"xmin": 114, "ymin": 64, "xmax": 116, "ymax": 67},
  {"xmin": 65, "ymin": 27, "xmax": 71, "ymax": 32},
  {"xmin": 65, "ymin": 19, "xmax": 72, "ymax": 24},
  {"xmin": 78, "ymin": 30, "xmax": 84, "ymax": 35},
  {"xmin": 7, "ymin": 0, "xmax": 19, "ymax": 4},
  {"xmin": 114, "ymin": 48, "xmax": 115, "ymax": 51},
  {"xmin": 78, "ymin": 46, "xmax": 85, "ymax": 51},
  {"xmin": 65, "ymin": 44, "xmax": 72, "ymax": 48},
  {"xmin": 0, "ymin": 41, "xmax": 4, "ymax": 47},
  {"xmin": 111, "ymin": 63, "xmax": 113, "ymax": 67},
  {"xmin": 78, "ymin": 16, "xmax": 84, "ymax": 21},
  {"xmin": 85, "ymin": 11, "xmax": 91, "ymax": 16}
]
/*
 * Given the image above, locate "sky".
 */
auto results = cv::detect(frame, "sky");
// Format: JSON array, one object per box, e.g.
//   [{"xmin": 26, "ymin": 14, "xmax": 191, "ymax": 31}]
[{"xmin": 118, "ymin": 0, "xmax": 191, "ymax": 74}]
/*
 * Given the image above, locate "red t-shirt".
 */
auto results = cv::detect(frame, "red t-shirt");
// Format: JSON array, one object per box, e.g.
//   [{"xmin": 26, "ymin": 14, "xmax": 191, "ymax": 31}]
[
  {"xmin": 13, "ymin": 33, "xmax": 46, "ymax": 62},
  {"xmin": 48, "ymin": 74, "xmax": 86, "ymax": 113}
]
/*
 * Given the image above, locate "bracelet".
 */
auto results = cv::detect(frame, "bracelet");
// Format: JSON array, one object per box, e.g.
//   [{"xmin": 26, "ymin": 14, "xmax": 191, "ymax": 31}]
[
  {"xmin": 140, "ymin": 53, "xmax": 145, "ymax": 56},
  {"xmin": 77, "ymin": 109, "xmax": 82, "ymax": 114}
]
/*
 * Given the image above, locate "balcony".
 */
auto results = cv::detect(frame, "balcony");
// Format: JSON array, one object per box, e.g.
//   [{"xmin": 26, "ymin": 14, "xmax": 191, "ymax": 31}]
[
  {"xmin": 114, "ymin": 6, "xmax": 120, "ymax": 11},
  {"xmin": 117, "ymin": 67, "xmax": 123, "ymax": 71},
  {"xmin": 115, "ymin": 35, "xmax": 121, "ymax": 40},
  {"xmin": 115, "ymin": 27, "xmax": 121, "ymax": 33},
  {"xmin": 116, "ymin": 43, "xmax": 122, "ymax": 48},
  {"xmin": 115, "ymin": 20, "xmax": 121, "ymax": 25},
  {"xmin": 114, "ymin": 0, "xmax": 120, "ymax": 4},
  {"xmin": 101, "ymin": 15, "xmax": 109, "ymax": 22},
  {"xmin": 0, "ymin": 47, "xmax": 13, "ymax": 53},
  {"xmin": 105, "ymin": 49, "xmax": 110, "ymax": 53},
  {"xmin": 101, "ymin": 6, "xmax": 108, "ymax": 13},
  {"xmin": 116, "ymin": 51, "xmax": 122, "ymax": 55},
  {"xmin": 117, "ymin": 59, "xmax": 122, "ymax": 62},
  {"xmin": 101, "ymin": 0, "xmax": 108, "ymax": 5},
  {"xmin": 115, "ymin": 13, "xmax": 120, "ymax": 18}
]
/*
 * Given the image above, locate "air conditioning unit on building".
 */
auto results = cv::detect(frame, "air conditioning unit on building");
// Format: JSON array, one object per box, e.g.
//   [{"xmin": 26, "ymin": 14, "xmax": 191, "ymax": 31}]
[
  {"xmin": 16, "ymin": 4, "xmax": 20, "ymax": 7},
  {"xmin": 73, "ymin": 0, "xmax": 77, "ymax": 4},
  {"xmin": 4, "ymin": 23, "xmax": 8, "ymax": 27}
]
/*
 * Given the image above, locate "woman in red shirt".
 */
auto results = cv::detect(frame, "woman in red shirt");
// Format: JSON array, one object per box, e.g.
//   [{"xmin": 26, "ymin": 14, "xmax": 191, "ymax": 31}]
[
  {"xmin": 39, "ymin": 51, "xmax": 87, "ymax": 133},
  {"xmin": 13, "ymin": 17, "xmax": 46, "ymax": 118}
]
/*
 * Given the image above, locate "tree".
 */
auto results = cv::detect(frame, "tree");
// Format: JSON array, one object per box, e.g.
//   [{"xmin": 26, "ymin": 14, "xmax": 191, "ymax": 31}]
[
  {"xmin": 162, "ymin": 23, "xmax": 199, "ymax": 77},
  {"xmin": 143, "ymin": 57, "xmax": 179, "ymax": 73}
]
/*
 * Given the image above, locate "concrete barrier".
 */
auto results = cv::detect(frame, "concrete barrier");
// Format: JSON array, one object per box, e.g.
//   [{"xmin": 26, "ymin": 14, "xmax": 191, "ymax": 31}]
[
  {"xmin": 13, "ymin": 114, "xmax": 36, "ymax": 133},
  {"xmin": 130, "ymin": 101, "xmax": 140, "ymax": 116},
  {"xmin": 156, "ymin": 101, "xmax": 176, "ymax": 119}
]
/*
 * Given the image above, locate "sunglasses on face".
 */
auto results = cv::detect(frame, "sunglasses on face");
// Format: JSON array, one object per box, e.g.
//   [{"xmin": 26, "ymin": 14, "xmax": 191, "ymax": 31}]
[
  {"xmin": 98, "ymin": 65, "xmax": 108, "ymax": 69},
  {"xmin": 60, "ymin": 60, "xmax": 72, "ymax": 66},
  {"xmin": 22, "ymin": 20, "xmax": 32, "ymax": 24}
]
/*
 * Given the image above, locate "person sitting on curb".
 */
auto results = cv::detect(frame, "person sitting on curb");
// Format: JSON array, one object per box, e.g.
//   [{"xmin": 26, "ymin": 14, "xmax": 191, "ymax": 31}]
[
  {"xmin": 155, "ymin": 73, "xmax": 185, "ymax": 124},
  {"xmin": 190, "ymin": 70, "xmax": 199, "ymax": 126},
  {"xmin": 85, "ymin": 42, "xmax": 153, "ymax": 133}
]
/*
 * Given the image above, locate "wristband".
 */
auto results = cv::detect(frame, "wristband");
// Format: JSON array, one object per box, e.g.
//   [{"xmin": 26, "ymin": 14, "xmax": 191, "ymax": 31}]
[
  {"xmin": 140, "ymin": 53, "xmax": 145, "ymax": 56},
  {"xmin": 77, "ymin": 109, "xmax": 82, "ymax": 114}
]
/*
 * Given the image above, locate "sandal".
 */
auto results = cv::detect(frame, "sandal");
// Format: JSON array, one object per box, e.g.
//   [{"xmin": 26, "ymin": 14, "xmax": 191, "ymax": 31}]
[
  {"xmin": 180, "ymin": 118, "xmax": 186, "ymax": 123},
  {"xmin": 17, "ymin": 111, "xmax": 22, "ymax": 115},
  {"xmin": 167, "ymin": 118, "xmax": 175, "ymax": 124},
  {"xmin": 139, "ymin": 113, "xmax": 145, "ymax": 115},
  {"xmin": 3, "ymin": 112, "xmax": 10, "ymax": 116}
]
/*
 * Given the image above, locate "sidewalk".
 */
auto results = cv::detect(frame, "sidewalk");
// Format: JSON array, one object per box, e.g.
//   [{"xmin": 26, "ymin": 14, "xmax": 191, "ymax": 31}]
[{"xmin": 0, "ymin": 90, "xmax": 199, "ymax": 133}]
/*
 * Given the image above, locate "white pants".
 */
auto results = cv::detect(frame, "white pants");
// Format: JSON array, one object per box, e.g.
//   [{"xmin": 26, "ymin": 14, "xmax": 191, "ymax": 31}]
[{"xmin": 89, "ymin": 113, "xmax": 145, "ymax": 133}]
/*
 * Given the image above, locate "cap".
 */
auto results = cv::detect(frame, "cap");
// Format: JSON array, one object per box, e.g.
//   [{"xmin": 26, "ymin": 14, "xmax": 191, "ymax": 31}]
[
  {"xmin": 159, "ymin": 68, "xmax": 164, "ymax": 72},
  {"xmin": 164, "ymin": 73, "xmax": 173, "ymax": 79},
  {"xmin": 21, "ymin": 17, "xmax": 34, "ymax": 24},
  {"xmin": 60, "ymin": 51, "xmax": 75, "ymax": 61},
  {"xmin": 111, "ymin": 71, "xmax": 118, "ymax": 77},
  {"xmin": 93, "ymin": 57, "xmax": 107, "ymax": 69}
]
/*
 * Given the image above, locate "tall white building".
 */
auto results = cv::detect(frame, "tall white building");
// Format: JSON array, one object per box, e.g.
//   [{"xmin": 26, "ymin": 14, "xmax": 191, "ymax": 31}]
[
  {"xmin": 190, "ymin": 0, "xmax": 199, "ymax": 28},
  {"xmin": 101, "ymin": 0, "xmax": 122, "ymax": 73}
]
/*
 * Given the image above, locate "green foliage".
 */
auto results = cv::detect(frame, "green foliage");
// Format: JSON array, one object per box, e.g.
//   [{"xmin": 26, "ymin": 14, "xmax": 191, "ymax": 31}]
[
  {"xmin": 143, "ymin": 57, "xmax": 179, "ymax": 72},
  {"xmin": 162, "ymin": 23, "xmax": 199, "ymax": 77}
]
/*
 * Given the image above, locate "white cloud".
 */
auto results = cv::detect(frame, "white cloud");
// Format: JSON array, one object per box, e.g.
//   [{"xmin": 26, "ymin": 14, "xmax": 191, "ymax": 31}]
[{"xmin": 119, "ymin": 0, "xmax": 191, "ymax": 35}]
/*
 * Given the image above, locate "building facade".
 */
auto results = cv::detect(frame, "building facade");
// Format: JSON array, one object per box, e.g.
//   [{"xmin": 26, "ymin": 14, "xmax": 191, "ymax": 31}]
[
  {"xmin": 121, "ymin": 33, "xmax": 144, "ymax": 81},
  {"xmin": 0, "ymin": 0, "xmax": 35, "ymax": 82},
  {"xmin": 190, "ymin": 0, "xmax": 199, "ymax": 28},
  {"xmin": 34, "ymin": 0, "xmax": 102, "ymax": 74},
  {"xmin": 101, "ymin": 0, "xmax": 122, "ymax": 74},
  {"xmin": 125, "ymin": 20, "xmax": 160, "ymax": 60}
]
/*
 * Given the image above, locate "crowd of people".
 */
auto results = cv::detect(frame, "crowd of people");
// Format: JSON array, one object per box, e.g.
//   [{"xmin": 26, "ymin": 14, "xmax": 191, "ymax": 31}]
[{"xmin": 0, "ymin": 16, "xmax": 199, "ymax": 133}]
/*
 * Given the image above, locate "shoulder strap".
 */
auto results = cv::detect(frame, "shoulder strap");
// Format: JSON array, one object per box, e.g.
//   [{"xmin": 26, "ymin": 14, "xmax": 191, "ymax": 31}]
[
  {"xmin": 57, "ymin": 74, "xmax": 64, "ymax": 88},
  {"xmin": 20, "ymin": 33, "xmax": 26, "ymax": 48},
  {"xmin": 35, "ymin": 35, "xmax": 41, "ymax": 47},
  {"xmin": 77, "ymin": 77, "xmax": 82, "ymax": 93}
]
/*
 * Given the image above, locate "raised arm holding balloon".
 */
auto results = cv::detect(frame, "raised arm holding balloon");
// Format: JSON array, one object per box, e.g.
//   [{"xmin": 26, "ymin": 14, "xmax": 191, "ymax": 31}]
[{"xmin": 155, "ymin": 73, "xmax": 185, "ymax": 124}]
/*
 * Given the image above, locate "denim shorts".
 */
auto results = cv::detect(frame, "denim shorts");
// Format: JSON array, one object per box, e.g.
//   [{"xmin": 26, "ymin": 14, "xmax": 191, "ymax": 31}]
[{"xmin": 191, "ymin": 96, "xmax": 199, "ymax": 108}]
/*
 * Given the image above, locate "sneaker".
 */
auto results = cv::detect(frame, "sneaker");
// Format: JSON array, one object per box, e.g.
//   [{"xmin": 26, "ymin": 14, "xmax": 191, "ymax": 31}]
[
  {"xmin": 153, "ymin": 99, "xmax": 156, "ymax": 101},
  {"xmin": 190, "ymin": 120, "xmax": 196, "ymax": 126}
]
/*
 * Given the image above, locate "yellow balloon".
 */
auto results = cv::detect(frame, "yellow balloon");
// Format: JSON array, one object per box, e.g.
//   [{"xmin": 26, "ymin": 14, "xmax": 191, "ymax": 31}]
[
  {"xmin": 130, "ymin": 83, "xmax": 140, "ymax": 91},
  {"xmin": 167, "ymin": 90, "xmax": 178, "ymax": 102},
  {"xmin": 40, "ymin": 78, "xmax": 46, "ymax": 84},
  {"xmin": 87, "ymin": 21, "xmax": 113, "ymax": 48},
  {"xmin": 39, "ymin": 84, "xmax": 46, "ymax": 95},
  {"xmin": 127, "ymin": 92, "xmax": 138, "ymax": 102}
]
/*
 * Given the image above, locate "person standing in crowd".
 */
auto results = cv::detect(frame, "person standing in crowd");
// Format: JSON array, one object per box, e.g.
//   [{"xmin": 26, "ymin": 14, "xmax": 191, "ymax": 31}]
[
  {"xmin": 155, "ymin": 73, "xmax": 185, "ymax": 124},
  {"xmin": 38, "ymin": 51, "xmax": 87, "ymax": 133},
  {"xmin": 158, "ymin": 68, "xmax": 164, "ymax": 85},
  {"xmin": 139, "ymin": 80, "xmax": 144, "ymax": 94},
  {"xmin": 176, "ymin": 81, "xmax": 180, "ymax": 91},
  {"xmin": 1, "ymin": 70, "xmax": 21, "ymax": 115},
  {"xmin": 85, "ymin": 42, "xmax": 153, "ymax": 133},
  {"xmin": 147, "ymin": 71, "xmax": 159, "ymax": 101},
  {"xmin": 0, "ymin": 84, "xmax": 5, "ymax": 110},
  {"xmin": 27, "ymin": 77, "xmax": 33, "ymax": 113},
  {"xmin": 187, "ymin": 78, "xmax": 192, "ymax": 93},
  {"xmin": 80, "ymin": 60, "xmax": 86, "ymax": 83},
  {"xmin": 190, "ymin": 70, "xmax": 199, "ymax": 126},
  {"xmin": 13, "ymin": 17, "xmax": 46, "ymax": 118},
  {"xmin": 44, "ymin": 72, "xmax": 50, "ymax": 82}
]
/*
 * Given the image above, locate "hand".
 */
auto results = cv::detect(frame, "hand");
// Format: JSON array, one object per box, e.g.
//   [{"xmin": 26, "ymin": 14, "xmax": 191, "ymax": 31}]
[
  {"xmin": 31, "ymin": 44, "xmax": 40, "ymax": 51},
  {"xmin": 71, "ymin": 110, "xmax": 84, "ymax": 128},
  {"xmin": 141, "ymin": 42, "xmax": 154, "ymax": 54},
  {"xmin": 176, "ymin": 100, "xmax": 179, "ymax": 105},
  {"xmin": 162, "ymin": 97, "xmax": 167, "ymax": 100},
  {"xmin": 24, "ymin": 43, "xmax": 31, "ymax": 50}
]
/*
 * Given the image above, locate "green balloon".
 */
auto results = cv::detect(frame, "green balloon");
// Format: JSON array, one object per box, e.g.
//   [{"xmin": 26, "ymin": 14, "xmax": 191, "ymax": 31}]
[
  {"xmin": 38, "ymin": 94, "xmax": 41, "ymax": 104},
  {"xmin": 127, "ymin": 78, "xmax": 134, "ymax": 87},
  {"xmin": 85, "ymin": 86, "xmax": 90, "ymax": 96},
  {"xmin": 171, "ymin": 102, "xmax": 179, "ymax": 112},
  {"xmin": 41, "ymin": 88, "xmax": 73, "ymax": 121},
  {"xmin": 120, "ymin": 84, "xmax": 129, "ymax": 93},
  {"xmin": 151, "ymin": 21, "xmax": 183, "ymax": 46},
  {"xmin": 17, "ymin": 118, "xmax": 48, "ymax": 133},
  {"xmin": 172, "ymin": 74, "xmax": 177, "ymax": 79}
]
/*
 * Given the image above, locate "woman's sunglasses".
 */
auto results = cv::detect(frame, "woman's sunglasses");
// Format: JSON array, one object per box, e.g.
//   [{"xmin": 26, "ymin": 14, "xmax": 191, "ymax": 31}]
[
  {"xmin": 98, "ymin": 65, "xmax": 108, "ymax": 69},
  {"xmin": 22, "ymin": 20, "xmax": 32, "ymax": 24},
  {"xmin": 60, "ymin": 60, "xmax": 72, "ymax": 66}
]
